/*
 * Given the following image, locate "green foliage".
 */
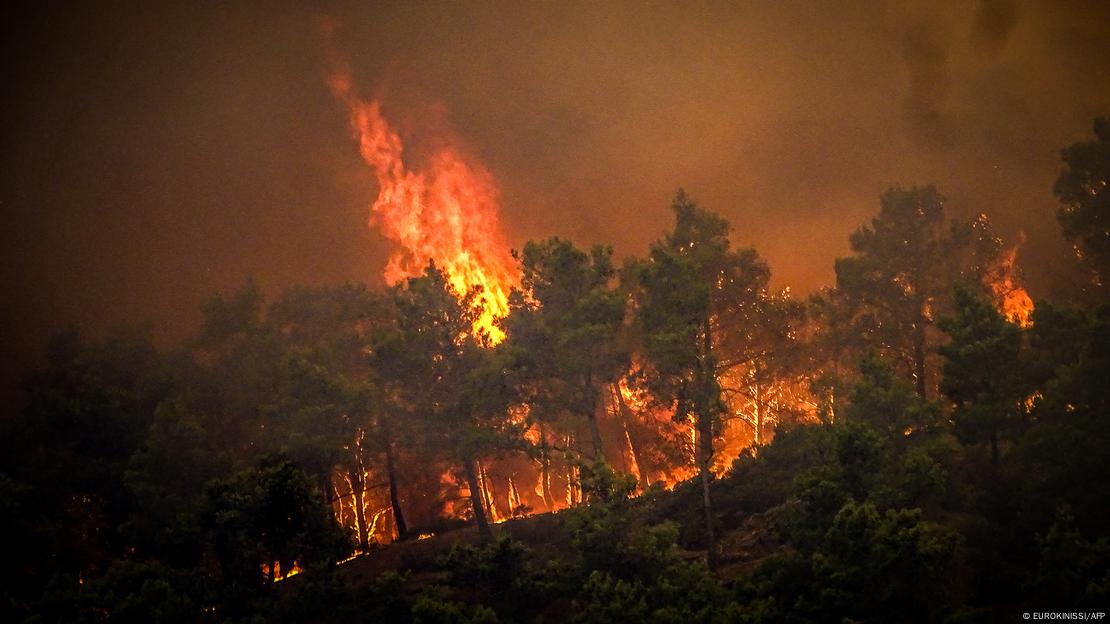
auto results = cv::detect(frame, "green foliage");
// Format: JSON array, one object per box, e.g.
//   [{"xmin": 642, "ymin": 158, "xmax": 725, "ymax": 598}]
[
  {"xmin": 577, "ymin": 459, "xmax": 638, "ymax": 504},
  {"xmin": 410, "ymin": 588, "xmax": 499, "ymax": 624},
  {"xmin": 719, "ymin": 425, "xmax": 832, "ymax": 516},
  {"xmin": 10, "ymin": 156, "xmax": 1110, "ymax": 623},
  {"xmin": 1055, "ymin": 117, "xmax": 1110, "ymax": 293},
  {"xmin": 2, "ymin": 327, "xmax": 170, "ymax": 589},
  {"xmin": 628, "ymin": 191, "xmax": 769, "ymax": 427},
  {"xmin": 809, "ymin": 503, "xmax": 960, "ymax": 621},
  {"xmin": 1024, "ymin": 302, "xmax": 1090, "ymax": 386},
  {"xmin": 433, "ymin": 538, "xmax": 570, "ymax": 621},
  {"xmin": 1012, "ymin": 306, "xmax": 1110, "ymax": 533},
  {"xmin": 439, "ymin": 538, "xmax": 529, "ymax": 590},
  {"xmin": 938, "ymin": 285, "xmax": 1027, "ymax": 463},
  {"xmin": 345, "ymin": 572, "xmax": 414, "ymax": 623},
  {"xmin": 1028, "ymin": 506, "xmax": 1110, "ymax": 608},
  {"xmin": 201, "ymin": 454, "xmax": 351, "ymax": 598},
  {"xmin": 627, "ymin": 191, "xmax": 772, "ymax": 569},
  {"xmin": 833, "ymin": 186, "xmax": 1000, "ymax": 396},
  {"xmin": 75, "ymin": 560, "xmax": 203, "ymax": 624},
  {"xmin": 568, "ymin": 511, "xmax": 737, "ymax": 624},
  {"xmin": 844, "ymin": 352, "xmax": 940, "ymax": 440},
  {"xmin": 869, "ymin": 447, "xmax": 948, "ymax": 510},
  {"xmin": 570, "ymin": 562, "xmax": 741, "ymax": 624},
  {"xmin": 196, "ymin": 279, "xmax": 264, "ymax": 349},
  {"xmin": 123, "ymin": 399, "xmax": 228, "ymax": 564},
  {"xmin": 505, "ymin": 237, "xmax": 628, "ymax": 458}
]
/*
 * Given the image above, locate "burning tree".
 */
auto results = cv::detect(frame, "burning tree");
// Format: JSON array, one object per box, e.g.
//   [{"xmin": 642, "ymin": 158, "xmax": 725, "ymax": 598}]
[
  {"xmin": 374, "ymin": 264, "xmax": 524, "ymax": 542},
  {"xmin": 503, "ymin": 238, "xmax": 629, "ymax": 466},
  {"xmin": 715, "ymin": 285, "xmax": 813, "ymax": 460},
  {"xmin": 626, "ymin": 190, "xmax": 771, "ymax": 569},
  {"xmin": 832, "ymin": 186, "xmax": 1012, "ymax": 398},
  {"xmin": 327, "ymin": 67, "xmax": 518, "ymax": 343},
  {"xmin": 211, "ymin": 282, "xmax": 430, "ymax": 553}
]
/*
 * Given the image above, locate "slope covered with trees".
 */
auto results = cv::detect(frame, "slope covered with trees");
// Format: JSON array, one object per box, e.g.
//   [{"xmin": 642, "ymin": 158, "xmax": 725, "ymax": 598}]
[{"xmin": 2, "ymin": 119, "xmax": 1108, "ymax": 623}]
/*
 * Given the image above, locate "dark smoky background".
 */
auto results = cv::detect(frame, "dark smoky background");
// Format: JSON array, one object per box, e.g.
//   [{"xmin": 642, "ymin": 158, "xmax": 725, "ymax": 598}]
[{"xmin": 2, "ymin": 0, "xmax": 1108, "ymax": 404}]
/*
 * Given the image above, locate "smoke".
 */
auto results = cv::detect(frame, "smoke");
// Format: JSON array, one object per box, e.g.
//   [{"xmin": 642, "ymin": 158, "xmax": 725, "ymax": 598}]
[
  {"xmin": 2, "ymin": 0, "xmax": 1109, "ymax": 406},
  {"xmin": 901, "ymin": 15, "xmax": 954, "ymax": 147},
  {"xmin": 970, "ymin": 0, "xmax": 1021, "ymax": 56}
]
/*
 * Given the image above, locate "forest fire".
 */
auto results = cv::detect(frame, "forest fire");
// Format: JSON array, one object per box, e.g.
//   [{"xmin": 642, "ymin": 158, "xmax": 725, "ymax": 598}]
[
  {"xmin": 986, "ymin": 233, "xmax": 1035, "ymax": 327},
  {"xmin": 8, "ymin": 5, "xmax": 1110, "ymax": 621},
  {"xmin": 327, "ymin": 70, "xmax": 518, "ymax": 342},
  {"xmin": 314, "ymin": 63, "xmax": 1038, "ymax": 560}
]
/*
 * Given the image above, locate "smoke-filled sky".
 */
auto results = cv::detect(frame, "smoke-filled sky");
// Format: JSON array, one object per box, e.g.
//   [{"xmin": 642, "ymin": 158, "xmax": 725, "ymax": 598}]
[{"xmin": 2, "ymin": 1, "xmax": 1109, "ymax": 400}]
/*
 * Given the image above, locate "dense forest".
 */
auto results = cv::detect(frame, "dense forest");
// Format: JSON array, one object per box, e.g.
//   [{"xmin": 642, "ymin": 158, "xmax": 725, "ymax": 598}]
[{"xmin": 2, "ymin": 118, "xmax": 1108, "ymax": 623}]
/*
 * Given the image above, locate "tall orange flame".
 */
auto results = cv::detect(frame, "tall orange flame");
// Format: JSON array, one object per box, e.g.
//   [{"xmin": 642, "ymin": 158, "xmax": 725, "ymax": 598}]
[
  {"xmin": 985, "ymin": 232, "xmax": 1034, "ymax": 328},
  {"xmin": 328, "ymin": 71, "xmax": 517, "ymax": 342}
]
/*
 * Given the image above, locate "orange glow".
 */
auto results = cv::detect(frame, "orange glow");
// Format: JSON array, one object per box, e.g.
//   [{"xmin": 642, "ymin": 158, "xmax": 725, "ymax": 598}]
[
  {"xmin": 1023, "ymin": 391, "xmax": 1043, "ymax": 412},
  {"xmin": 327, "ymin": 70, "xmax": 518, "ymax": 342},
  {"xmin": 263, "ymin": 561, "xmax": 303, "ymax": 583},
  {"xmin": 985, "ymin": 233, "xmax": 1034, "ymax": 328}
]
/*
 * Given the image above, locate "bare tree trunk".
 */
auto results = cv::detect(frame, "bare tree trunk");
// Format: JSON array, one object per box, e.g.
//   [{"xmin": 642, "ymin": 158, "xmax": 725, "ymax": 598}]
[
  {"xmin": 568, "ymin": 433, "xmax": 586, "ymax": 506},
  {"xmin": 585, "ymin": 395, "xmax": 605, "ymax": 462},
  {"xmin": 700, "ymin": 320, "xmax": 718, "ymax": 571},
  {"xmin": 463, "ymin": 458, "xmax": 492, "ymax": 543},
  {"xmin": 565, "ymin": 450, "xmax": 581, "ymax": 507},
  {"xmin": 913, "ymin": 311, "xmax": 929, "ymax": 399},
  {"xmin": 384, "ymin": 440, "xmax": 408, "ymax": 540},
  {"xmin": 538, "ymin": 427, "xmax": 555, "ymax": 511},
  {"xmin": 477, "ymin": 459, "xmax": 501, "ymax": 521},
  {"xmin": 348, "ymin": 465, "xmax": 369, "ymax": 552},
  {"xmin": 613, "ymin": 383, "xmax": 651, "ymax": 490},
  {"xmin": 698, "ymin": 411, "xmax": 718, "ymax": 571},
  {"xmin": 507, "ymin": 477, "xmax": 523, "ymax": 515},
  {"xmin": 754, "ymin": 382, "xmax": 764, "ymax": 447},
  {"xmin": 990, "ymin": 431, "xmax": 999, "ymax": 466},
  {"xmin": 331, "ymin": 474, "xmax": 347, "ymax": 527}
]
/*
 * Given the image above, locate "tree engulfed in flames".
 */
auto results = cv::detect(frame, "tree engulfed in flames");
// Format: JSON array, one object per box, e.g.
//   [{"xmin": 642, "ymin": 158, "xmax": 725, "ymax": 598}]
[
  {"xmin": 327, "ymin": 72, "xmax": 518, "ymax": 342},
  {"xmin": 985, "ymin": 233, "xmax": 1035, "ymax": 327}
]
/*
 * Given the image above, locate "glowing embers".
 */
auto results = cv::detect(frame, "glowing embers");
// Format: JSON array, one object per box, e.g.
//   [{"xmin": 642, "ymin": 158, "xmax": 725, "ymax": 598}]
[
  {"xmin": 262, "ymin": 561, "xmax": 303, "ymax": 583},
  {"xmin": 327, "ymin": 72, "xmax": 518, "ymax": 343}
]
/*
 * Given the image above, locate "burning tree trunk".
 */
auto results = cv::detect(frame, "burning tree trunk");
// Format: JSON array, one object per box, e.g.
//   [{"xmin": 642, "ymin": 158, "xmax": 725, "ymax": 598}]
[
  {"xmin": 537, "ymin": 428, "xmax": 555, "ymax": 511},
  {"xmin": 463, "ymin": 457, "xmax": 493, "ymax": 542},
  {"xmin": 585, "ymin": 384, "xmax": 606, "ymax": 461},
  {"xmin": 348, "ymin": 465, "xmax": 369, "ymax": 552},
  {"xmin": 507, "ymin": 477, "xmax": 524, "ymax": 516},
  {"xmin": 752, "ymin": 379, "xmax": 765, "ymax": 447},
  {"xmin": 384, "ymin": 439, "xmax": 408, "ymax": 540},
  {"xmin": 613, "ymin": 383, "xmax": 651, "ymax": 490},
  {"xmin": 477, "ymin": 459, "xmax": 500, "ymax": 522}
]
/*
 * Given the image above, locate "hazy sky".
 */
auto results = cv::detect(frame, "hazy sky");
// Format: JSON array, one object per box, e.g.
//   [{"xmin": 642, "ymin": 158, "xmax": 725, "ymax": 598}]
[{"xmin": 2, "ymin": 0, "xmax": 1109, "ymax": 399}]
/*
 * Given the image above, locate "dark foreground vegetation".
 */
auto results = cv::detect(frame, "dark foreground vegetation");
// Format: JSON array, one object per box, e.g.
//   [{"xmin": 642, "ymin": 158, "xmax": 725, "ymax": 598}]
[{"xmin": 2, "ymin": 119, "xmax": 1108, "ymax": 623}]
